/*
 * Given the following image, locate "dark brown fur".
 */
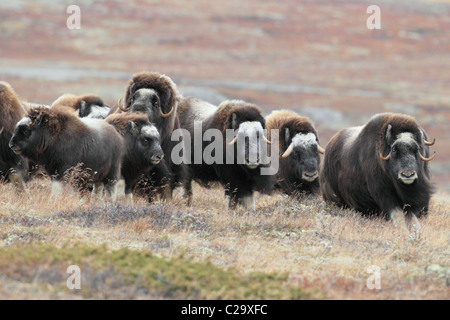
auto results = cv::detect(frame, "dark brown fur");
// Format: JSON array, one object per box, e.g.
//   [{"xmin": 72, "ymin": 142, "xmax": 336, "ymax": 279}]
[
  {"xmin": 120, "ymin": 72, "xmax": 187, "ymax": 201},
  {"xmin": 0, "ymin": 81, "xmax": 29, "ymax": 186},
  {"xmin": 178, "ymin": 98, "xmax": 274, "ymax": 208},
  {"xmin": 52, "ymin": 94, "xmax": 109, "ymax": 118},
  {"xmin": 106, "ymin": 113, "xmax": 165, "ymax": 195},
  {"xmin": 10, "ymin": 106, "xmax": 124, "ymax": 195},
  {"xmin": 266, "ymin": 110, "xmax": 321, "ymax": 196},
  {"xmin": 320, "ymin": 112, "xmax": 434, "ymax": 220}
]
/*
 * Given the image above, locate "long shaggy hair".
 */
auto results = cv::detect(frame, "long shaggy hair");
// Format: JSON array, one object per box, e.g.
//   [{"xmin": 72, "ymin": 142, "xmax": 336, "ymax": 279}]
[
  {"xmin": 16, "ymin": 106, "xmax": 123, "ymax": 190},
  {"xmin": 179, "ymin": 98, "xmax": 274, "ymax": 208},
  {"xmin": 320, "ymin": 112, "xmax": 434, "ymax": 219},
  {"xmin": 121, "ymin": 72, "xmax": 187, "ymax": 200},
  {"xmin": 0, "ymin": 81, "xmax": 28, "ymax": 182},
  {"xmin": 266, "ymin": 110, "xmax": 321, "ymax": 196}
]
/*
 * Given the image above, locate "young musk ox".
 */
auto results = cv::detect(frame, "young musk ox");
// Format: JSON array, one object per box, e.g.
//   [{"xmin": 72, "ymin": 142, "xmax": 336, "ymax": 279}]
[
  {"xmin": 52, "ymin": 93, "xmax": 111, "ymax": 119},
  {"xmin": 9, "ymin": 106, "xmax": 124, "ymax": 198},
  {"xmin": 117, "ymin": 71, "xmax": 187, "ymax": 200},
  {"xmin": 177, "ymin": 97, "xmax": 274, "ymax": 209},
  {"xmin": 319, "ymin": 112, "xmax": 435, "ymax": 228},
  {"xmin": 0, "ymin": 81, "xmax": 29, "ymax": 190},
  {"xmin": 266, "ymin": 110, "xmax": 324, "ymax": 196},
  {"xmin": 105, "ymin": 113, "xmax": 164, "ymax": 197}
]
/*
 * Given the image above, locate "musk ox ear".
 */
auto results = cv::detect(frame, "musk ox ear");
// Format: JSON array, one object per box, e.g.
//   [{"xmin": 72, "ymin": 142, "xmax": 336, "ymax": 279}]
[
  {"xmin": 231, "ymin": 113, "xmax": 238, "ymax": 130},
  {"xmin": 284, "ymin": 127, "xmax": 290, "ymax": 146},
  {"xmin": 128, "ymin": 120, "xmax": 139, "ymax": 136}
]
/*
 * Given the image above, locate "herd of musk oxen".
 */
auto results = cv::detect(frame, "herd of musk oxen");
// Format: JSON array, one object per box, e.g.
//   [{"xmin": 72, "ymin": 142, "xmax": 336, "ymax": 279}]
[{"xmin": 0, "ymin": 71, "xmax": 437, "ymax": 229}]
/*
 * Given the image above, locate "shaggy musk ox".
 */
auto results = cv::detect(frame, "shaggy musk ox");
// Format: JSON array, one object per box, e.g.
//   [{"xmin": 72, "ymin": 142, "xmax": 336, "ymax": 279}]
[
  {"xmin": 0, "ymin": 81, "xmax": 29, "ymax": 189},
  {"xmin": 266, "ymin": 110, "xmax": 324, "ymax": 196},
  {"xmin": 178, "ymin": 98, "xmax": 274, "ymax": 209},
  {"xmin": 319, "ymin": 113, "xmax": 435, "ymax": 227},
  {"xmin": 106, "ymin": 113, "xmax": 164, "ymax": 196},
  {"xmin": 52, "ymin": 93, "xmax": 111, "ymax": 119},
  {"xmin": 9, "ymin": 106, "xmax": 124, "ymax": 198},
  {"xmin": 118, "ymin": 71, "xmax": 187, "ymax": 200}
]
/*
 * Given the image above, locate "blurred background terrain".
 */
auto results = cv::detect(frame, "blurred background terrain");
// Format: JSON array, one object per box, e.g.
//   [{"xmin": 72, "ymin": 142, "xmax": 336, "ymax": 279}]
[{"xmin": 1, "ymin": 0, "xmax": 449, "ymax": 190}]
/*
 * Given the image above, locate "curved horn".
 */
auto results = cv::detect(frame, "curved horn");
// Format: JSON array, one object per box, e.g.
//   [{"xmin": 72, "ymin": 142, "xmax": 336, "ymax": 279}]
[
  {"xmin": 318, "ymin": 145, "xmax": 325, "ymax": 154},
  {"xmin": 263, "ymin": 134, "xmax": 272, "ymax": 144},
  {"xmin": 280, "ymin": 143, "xmax": 294, "ymax": 159},
  {"xmin": 424, "ymin": 138, "xmax": 435, "ymax": 146},
  {"xmin": 228, "ymin": 135, "xmax": 238, "ymax": 146},
  {"xmin": 160, "ymin": 106, "xmax": 174, "ymax": 118},
  {"xmin": 419, "ymin": 151, "xmax": 436, "ymax": 162},
  {"xmin": 117, "ymin": 97, "xmax": 130, "ymax": 112},
  {"xmin": 380, "ymin": 152, "xmax": 391, "ymax": 161}
]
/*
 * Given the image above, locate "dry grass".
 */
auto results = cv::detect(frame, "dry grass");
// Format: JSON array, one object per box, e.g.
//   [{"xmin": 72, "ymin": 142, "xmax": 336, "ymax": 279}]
[{"xmin": 0, "ymin": 177, "xmax": 448, "ymax": 300}]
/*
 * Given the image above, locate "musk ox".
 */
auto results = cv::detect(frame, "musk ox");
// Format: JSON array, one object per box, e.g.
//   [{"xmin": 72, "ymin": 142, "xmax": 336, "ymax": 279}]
[
  {"xmin": 319, "ymin": 112, "xmax": 435, "ymax": 227},
  {"xmin": 178, "ymin": 97, "xmax": 274, "ymax": 209},
  {"xmin": 52, "ymin": 93, "xmax": 111, "ymax": 119},
  {"xmin": 266, "ymin": 110, "xmax": 324, "ymax": 196},
  {"xmin": 117, "ymin": 71, "xmax": 187, "ymax": 200},
  {"xmin": 105, "ymin": 113, "xmax": 164, "ymax": 196},
  {"xmin": 0, "ymin": 81, "xmax": 29, "ymax": 189},
  {"xmin": 9, "ymin": 106, "xmax": 124, "ymax": 198}
]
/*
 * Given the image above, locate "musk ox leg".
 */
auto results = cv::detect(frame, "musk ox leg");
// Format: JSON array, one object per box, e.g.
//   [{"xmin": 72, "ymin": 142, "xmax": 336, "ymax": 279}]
[
  {"xmin": 8, "ymin": 171, "xmax": 26, "ymax": 193},
  {"xmin": 91, "ymin": 182, "xmax": 104, "ymax": 201},
  {"xmin": 182, "ymin": 180, "xmax": 193, "ymax": 206},
  {"xmin": 405, "ymin": 212, "xmax": 421, "ymax": 233},
  {"xmin": 160, "ymin": 184, "xmax": 173, "ymax": 201},
  {"xmin": 103, "ymin": 180, "xmax": 119, "ymax": 201},
  {"xmin": 50, "ymin": 180, "xmax": 65, "ymax": 199},
  {"xmin": 389, "ymin": 208, "xmax": 408, "ymax": 231},
  {"xmin": 115, "ymin": 179, "xmax": 126, "ymax": 201}
]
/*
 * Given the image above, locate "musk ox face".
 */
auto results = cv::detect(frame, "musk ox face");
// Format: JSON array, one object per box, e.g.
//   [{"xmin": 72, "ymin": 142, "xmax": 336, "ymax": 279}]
[
  {"xmin": 281, "ymin": 129, "xmax": 321, "ymax": 182},
  {"xmin": 121, "ymin": 81, "xmax": 175, "ymax": 122},
  {"xmin": 129, "ymin": 88, "xmax": 161, "ymax": 117},
  {"xmin": 9, "ymin": 117, "xmax": 33, "ymax": 155},
  {"xmin": 128, "ymin": 121, "xmax": 164, "ymax": 165},
  {"xmin": 380, "ymin": 125, "xmax": 435, "ymax": 185},
  {"xmin": 229, "ymin": 113, "xmax": 270, "ymax": 170}
]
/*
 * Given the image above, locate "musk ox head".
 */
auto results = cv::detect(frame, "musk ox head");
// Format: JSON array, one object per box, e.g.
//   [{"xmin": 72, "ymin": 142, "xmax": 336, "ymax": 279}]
[
  {"xmin": 379, "ymin": 124, "xmax": 435, "ymax": 185},
  {"xmin": 106, "ymin": 113, "xmax": 164, "ymax": 166},
  {"xmin": 127, "ymin": 120, "xmax": 164, "ymax": 165},
  {"xmin": 78, "ymin": 95, "xmax": 110, "ymax": 119},
  {"xmin": 224, "ymin": 101, "xmax": 271, "ymax": 170},
  {"xmin": 9, "ymin": 107, "xmax": 66, "ymax": 156},
  {"xmin": 119, "ymin": 72, "xmax": 180, "ymax": 123},
  {"xmin": 280, "ymin": 128, "xmax": 324, "ymax": 182},
  {"xmin": 9, "ymin": 117, "xmax": 32, "ymax": 155},
  {"xmin": 52, "ymin": 94, "xmax": 110, "ymax": 119}
]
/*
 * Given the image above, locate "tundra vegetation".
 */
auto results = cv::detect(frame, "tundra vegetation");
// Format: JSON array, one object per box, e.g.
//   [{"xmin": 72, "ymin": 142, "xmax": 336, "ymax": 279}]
[{"xmin": 0, "ymin": 175, "xmax": 448, "ymax": 299}]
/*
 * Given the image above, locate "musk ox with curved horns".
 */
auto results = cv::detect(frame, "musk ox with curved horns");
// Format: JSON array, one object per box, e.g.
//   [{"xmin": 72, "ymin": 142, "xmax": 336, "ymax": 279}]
[
  {"xmin": 9, "ymin": 106, "xmax": 124, "ymax": 198},
  {"xmin": 0, "ymin": 81, "xmax": 29, "ymax": 190},
  {"xmin": 106, "ymin": 113, "xmax": 164, "ymax": 196},
  {"xmin": 319, "ymin": 112, "xmax": 435, "ymax": 227},
  {"xmin": 52, "ymin": 93, "xmax": 111, "ymax": 119},
  {"xmin": 118, "ymin": 71, "xmax": 187, "ymax": 200},
  {"xmin": 178, "ymin": 97, "xmax": 275, "ymax": 209},
  {"xmin": 266, "ymin": 110, "xmax": 324, "ymax": 196}
]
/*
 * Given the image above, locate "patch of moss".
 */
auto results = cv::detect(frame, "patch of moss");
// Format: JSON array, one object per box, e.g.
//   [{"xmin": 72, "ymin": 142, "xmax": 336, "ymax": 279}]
[{"xmin": 0, "ymin": 243, "xmax": 314, "ymax": 300}]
